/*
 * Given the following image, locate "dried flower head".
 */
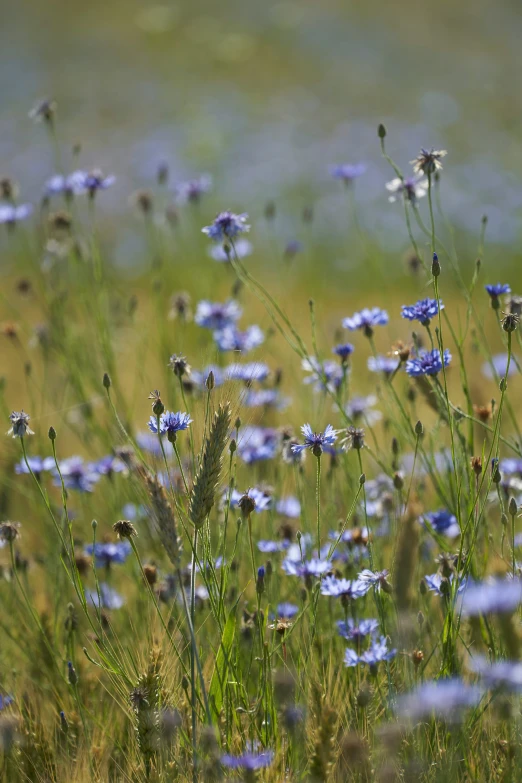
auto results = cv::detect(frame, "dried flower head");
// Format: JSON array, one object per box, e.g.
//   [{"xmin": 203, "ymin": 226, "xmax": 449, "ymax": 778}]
[
  {"xmin": 168, "ymin": 354, "xmax": 191, "ymax": 378},
  {"xmin": 342, "ymin": 427, "xmax": 365, "ymax": 451},
  {"xmin": 113, "ymin": 520, "xmax": 137, "ymax": 539},
  {"xmin": 502, "ymin": 311, "xmax": 519, "ymax": 333},
  {"xmin": 29, "ymin": 98, "xmax": 57, "ymax": 124},
  {"xmin": 0, "ymin": 521, "xmax": 21, "ymax": 543},
  {"xmin": 7, "ymin": 410, "xmax": 34, "ymax": 438},
  {"xmin": 410, "ymin": 148, "xmax": 447, "ymax": 176}
]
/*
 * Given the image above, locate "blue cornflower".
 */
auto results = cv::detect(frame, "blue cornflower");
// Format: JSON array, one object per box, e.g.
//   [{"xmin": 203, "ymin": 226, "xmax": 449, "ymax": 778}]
[
  {"xmin": 148, "ymin": 411, "xmax": 192, "ymax": 436},
  {"xmin": 482, "ymin": 353, "xmax": 517, "ymax": 379},
  {"xmin": 0, "ymin": 204, "xmax": 33, "ymax": 225},
  {"xmin": 457, "ymin": 577, "xmax": 522, "ymax": 616},
  {"xmin": 258, "ymin": 539, "xmax": 290, "ymax": 553},
  {"xmin": 209, "ymin": 238, "xmax": 252, "ymax": 262},
  {"xmin": 344, "ymin": 636, "xmax": 396, "ymax": 668},
  {"xmin": 500, "ymin": 458, "xmax": 522, "ymax": 477},
  {"xmin": 221, "ymin": 744, "xmax": 274, "ymax": 771},
  {"xmin": 244, "ymin": 389, "xmax": 290, "ymax": 410},
  {"xmin": 342, "ymin": 307, "xmax": 389, "ymax": 334},
  {"xmin": 282, "ymin": 557, "xmax": 331, "ymax": 579},
  {"xmin": 320, "ymin": 575, "xmax": 369, "ymax": 599},
  {"xmin": 90, "ymin": 455, "xmax": 127, "ymax": 477},
  {"xmin": 228, "ymin": 487, "xmax": 273, "ymax": 513},
  {"xmin": 386, "ymin": 176, "xmax": 427, "ymax": 204},
  {"xmin": 405, "ymin": 349, "xmax": 451, "ymax": 377},
  {"xmin": 358, "ymin": 568, "xmax": 390, "ymax": 591},
  {"xmin": 53, "ymin": 456, "xmax": 100, "ymax": 493},
  {"xmin": 284, "ymin": 239, "xmax": 304, "ymax": 258},
  {"xmin": 0, "ymin": 694, "xmax": 13, "ymax": 711},
  {"xmin": 176, "ymin": 174, "xmax": 212, "ymax": 204},
  {"xmin": 202, "ymin": 211, "xmax": 250, "ymax": 242},
  {"xmin": 45, "ymin": 171, "xmax": 88, "ymax": 197},
  {"xmin": 337, "ymin": 618, "xmax": 379, "ymax": 641},
  {"xmin": 330, "ymin": 163, "xmax": 366, "ymax": 184},
  {"xmin": 367, "ymin": 355, "xmax": 400, "ymax": 375},
  {"xmin": 83, "ymin": 169, "xmax": 116, "ymax": 195},
  {"xmin": 302, "ymin": 357, "xmax": 344, "ymax": 393},
  {"xmin": 397, "ymin": 678, "xmax": 482, "ymax": 721},
  {"xmin": 470, "ymin": 656, "xmax": 522, "ymax": 692},
  {"xmin": 213, "ymin": 325, "xmax": 264, "ymax": 353},
  {"xmin": 485, "ymin": 283, "xmax": 510, "ymax": 299},
  {"xmin": 276, "ymin": 496, "xmax": 301, "ymax": 518},
  {"xmin": 226, "ymin": 362, "xmax": 270, "ymax": 382},
  {"xmin": 291, "ymin": 424, "xmax": 338, "ymax": 456},
  {"xmin": 15, "ymin": 456, "xmax": 54, "ymax": 479},
  {"xmin": 422, "ymin": 510, "xmax": 460, "ymax": 538},
  {"xmin": 85, "ymin": 540, "xmax": 131, "ymax": 568},
  {"xmin": 401, "ymin": 298, "xmax": 443, "ymax": 326},
  {"xmin": 277, "ymin": 602, "xmax": 299, "ymax": 619},
  {"xmin": 195, "ymin": 299, "xmax": 242, "ymax": 330},
  {"xmin": 424, "ymin": 573, "xmax": 468, "ymax": 597},
  {"xmin": 85, "ymin": 583, "xmax": 124, "ymax": 610},
  {"xmin": 345, "ymin": 395, "xmax": 382, "ymax": 425},
  {"xmin": 236, "ymin": 426, "xmax": 279, "ymax": 463},
  {"xmin": 333, "ymin": 343, "xmax": 355, "ymax": 362}
]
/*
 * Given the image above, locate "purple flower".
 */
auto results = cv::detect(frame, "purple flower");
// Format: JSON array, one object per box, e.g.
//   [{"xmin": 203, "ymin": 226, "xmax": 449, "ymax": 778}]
[
  {"xmin": 333, "ymin": 343, "xmax": 355, "ymax": 361},
  {"xmin": 422, "ymin": 510, "xmax": 460, "ymax": 538},
  {"xmin": 397, "ymin": 678, "xmax": 482, "ymax": 721},
  {"xmin": 330, "ymin": 163, "xmax": 366, "ymax": 184},
  {"xmin": 202, "ymin": 211, "xmax": 250, "ymax": 242},
  {"xmin": 386, "ymin": 176, "xmax": 427, "ymax": 204},
  {"xmin": 367, "ymin": 355, "xmax": 399, "ymax": 375},
  {"xmin": 148, "ymin": 411, "xmax": 192, "ymax": 436},
  {"xmin": 90, "ymin": 455, "xmax": 127, "ymax": 477},
  {"xmin": 276, "ymin": 496, "xmax": 300, "ymax": 518},
  {"xmin": 0, "ymin": 694, "xmax": 13, "ymax": 711},
  {"xmin": 342, "ymin": 308, "xmax": 389, "ymax": 333},
  {"xmin": 358, "ymin": 569, "xmax": 390, "ymax": 591},
  {"xmin": 485, "ymin": 283, "xmax": 510, "ymax": 299},
  {"xmin": 221, "ymin": 744, "xmax": 274, "ymax": 771},
  {"xmin": 457, "ymin": 578, "xmax": 522, "ymax": 616},
  {"xmin": 0, "ymin": 204, "xmax": 33, "ymax": 225},
  {"xmin": 45, "ymin": 171, "xmax": 89, "ymax": 197},
  {"xmin": 471, "ymin": 656, "xmax": 522, "ymax": 692},
  {"xmin": 209, "ymin": 238, "xmax": 252, "ymax": 262},
  {"xmin": 176, "ymin": 174, "xmax": 212, "ymax": 204},
  {"xmin": 282, "ymin": 557, "xmax": 331, "ymax": 579},
  {"xmin": 482, "ymin": 353, "xmax": 517, "ymax": 379},
  {"xmin": 258, "ymin": 539, "xmax": 290, "ymax": 553},
  {"xmin": 500, "ymin": 458, "xmax": 522, "ymax": 477},
  {"xmin": 83, "ymin": 170, "xmax": 116, "ymax": 194},
  {"xmin": 15, "ymin": 456, "xmax": 54, "ymax": 478},
  {"xmin": 302, "ymin": 357, "xmax": 344, "ymax": 393},
  {"xmin": 228, "ymin": 487, "xmax": 273, "ymax": 513},
  {"xmin": 85, "ymin": 541, "xmax": 131, "ymax": 567},
  {"xmin": 401, "ymin": 298, "xmax": 443, "ymax": 326},
  {"xmin": 320, "ymin": 575, "xmax": 369, "ymax": 599},
  {"xmin": 243, "ymin": 389, "xmax": 290, "ymax": 410},
  {"xmin": 337, "ymin": 618, "xmax": 379, "ymax": 641},
  {"xmin": 344, "ymin": 636, "xmax": 396, "ymax": 667},
  {"xmin": 345, "ymin": 395, "xmax": 382, "ymax": 425},
  {"xmin": 292, "ymin": 424, "xmax": 338, "ymax": 456},
  {"xmin": 226, "ymin": 362, "xmax": 270, "ymax": 382},
  {"xmin": 236, "ymin": 426, "xmax": 279, "ymax": 463},
  {"xmin": 277, "ymin": 602, "xmax": 299, "ymax": 619},
  {"xmin": 284, "ymin": 240, "xmax": 303, "ymax": 258},
  {"xmin": 213, "ymin": 325, "xmax": 264, "ymax": 353},
  {"xmin": 85, "ymin": 583, "xmax": 125, "ymax": 610},
  {"xmin": 53, "ymin": 456, "xmax": 100, "ymax": 493},
  {"xmin": 424, "ymin": 573, "xmax": 467, "ymax": 597},
  {"xmin": 405, "ymin": 349, "xmax": 451, "ymax": 377},
  {"xmin": 195, "ymin": 300, "xmax": 242, "ymax": 330}
]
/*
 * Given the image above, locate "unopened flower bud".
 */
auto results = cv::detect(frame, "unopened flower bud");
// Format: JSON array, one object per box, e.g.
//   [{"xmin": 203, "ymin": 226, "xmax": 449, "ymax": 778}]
[
  {"xmin": 102, "ymin": 372, "xmax": 111, "ymax": 389},
  {"xmin": 48, "ymin": 426, "xmax": 56, "ymax": 441},
  {"xmin": 431, "ymin": 252, "xmax": 441, "ymax": 278}
]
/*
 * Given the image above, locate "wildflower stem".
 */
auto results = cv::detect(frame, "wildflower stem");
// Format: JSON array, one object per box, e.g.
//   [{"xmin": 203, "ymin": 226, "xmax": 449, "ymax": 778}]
[{"xmin": 315, "ymin": 455, "xmax": 321, "ymax": 552}]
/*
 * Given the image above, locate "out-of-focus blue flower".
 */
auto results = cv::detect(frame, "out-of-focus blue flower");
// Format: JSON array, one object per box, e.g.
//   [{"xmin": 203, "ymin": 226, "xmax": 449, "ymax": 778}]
[
  {"xmin": 424, "ymin": 572, "xmax": 467, "ymax": 596},
  {"xmin": 53, "ymin": 456, "xmax": 100, "ymax": 493},
  {"xmin": 236, "ymin": 426, "xmax": 279, "ymax": 463},
  {"xmin": 258, "ymin": 539, "xmax": 290, "ymax": 553},
  {"xmin": 276, "ymin": 496, "xmax": 300, "ymax": 518},
  {"xmin": 367, "ymin": 355, "xmax": 400, "ymax": 375},
  {"xmin": 191, "ymin": 365, "xmax": 226, "ymax": 389},
  {"xmin": 345, "ymin": 395, "xmax": 382, "ymax": 425},
  {"xmin": 401, "ymin": 298, "xmax": 443, "ymax": 326},
  {"xmin": 358, "ymin": 569, "xmax": 390, "ymax": 590},
  {"xmin": 86, "ymin": 583, "xmax": 124, "ymax": 610},
  {"xmin": 485, "ymin": 283, "xmax": 510, "ymax": 299},
  {"xmin": 330, "ymin": 163, "xmax": 366, "ymax": 183},
  {"xmin": 147, "ymin": 411, "xmax": 192, "ymax": 436},
  {"xmin": 136, "ymin": 432, "xmax": 167, "ymax": 456},
  {"xmin": 343, "ymin": 308, "xmax": 389, "ymax": 332},
  {"xmin": 500, "ymin": 458, "xmax": 522, "ymax": 477},
  {"xmin": 470, "ymin": 656, "xmax": 522, "ymax": 692},
  {"xmin": 226, "ymin": 362, "xmax": 270, "ymax": 382},
  {"xmin": 344, "ymin": 636, "xmax": 396, "ymax": 667},
  {"xmin": 195, "ymin": 300, "xmax": 242, "ymax": 330},
  {"xmin": 0, "ymin": 204, "xmax": 33, "ymax": 224},
  {"xmin": 90, "ymin": 455, "xmax": 127, "ymax": 477},
  {"xmin": 214, "ymin": 325, "xmax": 264, "ymax": 353},
  {"xmin": 221, "ymin": 744, "xmax": 274, "ymax": 771},
  {"xmin": 320, "ymin": 575, "xmax": 369, "ymax": 599},
  {"xmin": 45, "ymin": 171, "xmax": 88, "ymax": 197},
  {"xmin": 386, "ymin": 176, "xmax": 427, "ymax": 204},
  {"xmin": 282, "ymin": 557, "xmax": 331, "ymax": 579},
  {"xmin": 397, "ymin": 678, "xmax": 482, "ymax": 720},
  {"xmin": 85, "ymin": 540, "xmax": 131, "ymax": 567},
  {"xmin": 175, "ymin": 174, "xmax": 212, "ymax": 204},
  {"xmin": 227, "ymin": 487, "xmax": 273, "ymax": 513},
  {"xmin": 243, "ymin": 389, "xmax": 290, "ymax": 410},
  {"xmin": 202, "ymin": 211, "xmax": 250, "ymax": 242},
  {"xmin": 15, "ymin": 456, "xmax": 54, "ymax": 478},
  {"xmin": 458, "ymin": 578, "xmax": 522, "ymax": 616},
  {"xmin": 333, "ymin": 343, "xmax": 355, "ymax": 361},
  {"xmin": 209, "ymin": 238, "xmax": 253, "ymax": 262},
  {"xmin": 83, "ymin": 170, "xmax": 116, "ymax": 194},
  {"xmin": 405, "ymin": 349, "xmax": 451, "ymax": 377},
  {"xmin": 302, "ymin": 357, "xmax": 344, "ymax": 393},
  {"xmin": 482, "ymin": 353, "xmax": 517, "ymax": 379},
  {"xmin": 277, "ymin": 602, "xmax": 299, "ymax": 619},
  {"xmin": 422, "ymin": 510, "xmax": 460, "ymax": 538},
  {"xmin": 0, "ymin": 694, "xmax": 14, "ymax": 711},
  {"xmin": 337, "ymin": 618, "xmax": 379, "ymax": 640},
  {"xmin": 292, "ymin": 424, "xmax": 338, "ymax": 455},
  {"xmin": 122, "ymin": 503, "xmax": 148, "ymax": 521}
]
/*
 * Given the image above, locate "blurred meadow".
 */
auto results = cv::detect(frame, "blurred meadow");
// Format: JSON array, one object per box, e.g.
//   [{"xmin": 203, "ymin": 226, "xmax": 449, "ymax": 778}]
[{"xmin": 3, "ymin": 1, "xmax": 522, "ymax": 781}]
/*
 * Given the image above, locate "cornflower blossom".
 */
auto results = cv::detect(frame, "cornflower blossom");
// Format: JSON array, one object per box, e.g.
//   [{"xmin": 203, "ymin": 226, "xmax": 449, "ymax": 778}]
[
  {"xmin": 410, "ymin": 148, "xmax": 447, "ymax": 175},
  {"xmin": 481, "ymin": 353, "xmax": 517, "ymax": 379},
  {"xmin": 0, "ymin": 204, "xmax": 33, "ymax": 225},
  {"xmin": 457, "ymin": 578, "xmax": 522, "ymax": 616},
  {"xmin": 147, "ymin": 411, "xmax": 192, "ymax": 436},
  {"xmin": 342, "ymin": 307, "xmax": 389, "ymax": 333},
  {"xmin": 500, "ymin": 458, "xmax": 522, "ymax": 477},
  {"xmin": 424, "ymin": 572, "xmax": 467, "ymax": 597},
  {"xmin": 470, "ymin": 656, "xmax": 522, "ymax": 692},
  {"xmin": 345, "ymin": 395, "xmax": 382, "ymax": 426},
  {"xmin": 194, "ymin": 300, "xmax": 242, "ymax": 330},
  {"xmin": 344, "ymin": 636, "xmax": 396, "ymax": 668},
  {"xmin": 367, "ymin": 355, "xmax": 400, "ymax": 375},
  {"xmin": 302, "ymin": 357, "xmax": 344, "ymax": 393},
  {"xmin": 276, "ymin": 496, "xmax": 300, "ymax": 518},
  {"xmin": 209, "ymin": 238, "xmax": 252, "ymax": 262},
  {"xmin": 397, "ymin": 679, "xmax": 482, "ymax": 721},
  {"xmin": 485, "ymin": 283, "xmax": 510, "ymax": 299},
  {"xmin": 282, "ymin": 557, "xmax": 331, "ymax": 579},
  {"xmin": 85, "ymin": 541, "xmax": 131, "ymax": 567},
  {"xmin": 386, "ymin": 176, "xmax": 427, "ymax": 204},
  {"xmin": 83, "ymin": 170, "xmax": 116, "ymax": 195},
  {"xmin": 276, "ymin": 602, "xmax": 299, "ymax": 619},
  {"xmin": 191, "ymin": 365, "xmax": 226, "ymax": 388},
  {"xmin": 337, "ymin": 618, "xmax": 379, "ymax": 641},
  {"xmin": 7, "ymin": 410, "xmax": 34, "ymax": 438},
  {"xmin": 320, "ymin": 575, "xmax": 369, "ymax": 599},
  {"xmin": 422, "ymin": 510, "xmax": 460, "ymax": 538},
  {"xmin": 202, "ymin": 211, "xmax": 250, "ymax": 242},
  {"xmin": 0, "ymin": 694, "xmax": 13, "ymax": 711},
  {"xmin": 53, "ymin": 457, "xmax": 100, "ymax": 493},
  {"xmin": 227, "ymin": 487, "xmax": 273, "ymax": 513},
  {"xmin": 90, "ymin": 455, "xmax": 127, "ymax": 477},
  {"xmin": 401, "ymin": 298, "xmax": 443, "ymax": 326},
  {"xmin": 236, "ymin": 426, "xmax": 279, "ymax": 463},
  {"xmin": 243, "ymin": 389, "xmax": 290, "ymax": 410},
  {"xmin": 213, "ymin": 325, "xmax": 264, "ymax": 353},
  {"xmin": 405, "ymin": 349, "xmax": 451, "ymax": 377},
  {"xmin": 330, "ymin": 163, "xmax": 366, "ymax": 184},
  {"xmin": 333, "ymin": 343, "xmax": 355, "ymax": 362},
  {"xmin": 358, "ymin": 569, "xmax": 390, "ymax": 591},
  {"xmin": 175, "ymin": 174, "xmax": 212, "ymax": 204},
  {"xmin": 258, "ymin": 539, "xmax": 291, "ymax": 553},
  {"xmin": 221, "ymin": 744, "xmax": 274, "ymax": 771},
  {"xmin": 45, "ymin": 171, "xmax": 89, "ymax": 197},
  {"xmin": 85, "ymin": 583, "xmax": 125, "ymax": 610},
  {"xmin": 225, "ymin": 362, "xmax": 270, "ymax": 382},
  {"xmin": 15, "ymin": 456, "xmax": 54, "ymax": 479},
  {"xmin": 291, "ymin": 424, "xmax": 338, "ymax": 456}
]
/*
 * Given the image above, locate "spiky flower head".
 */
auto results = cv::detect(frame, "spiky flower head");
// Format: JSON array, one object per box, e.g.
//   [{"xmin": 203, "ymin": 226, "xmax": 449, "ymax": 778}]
[
  {"xmin": 202, "ymin": 211, "xmax": 250, "ymax": 242},
  {"xmin": 113, "ymin": 520, "xmax": 137, "ymax": 540},
  {"xmin": 291, "ymin": 424, "xmax": 338, "ymax": 457},
  {"xmin": 410, "ymin": 148, "xmax": 447, "ymax": 175},
  {"xmin": 7, "ymin": 410, "xmax": 34, "ymax": 438}
]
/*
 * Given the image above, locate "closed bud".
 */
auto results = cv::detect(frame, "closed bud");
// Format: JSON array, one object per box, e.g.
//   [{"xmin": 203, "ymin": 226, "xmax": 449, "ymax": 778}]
[
  {"xmin": 431, "ymin": 252, "xmax": 441, "ymax": 278},
  {"xmin": 91, "ymin": 519, "xmax": 97, "ymax": 530},
  {"xmin": 102, "ymin": 372, "xmax": 111, "ymax": 389},
  {"xmin": 206, "ymin": 370, "xmax": 215, "ymax": 391},
  {"xmin": 229, "ymin": 438, "xmax": 237, "ymax": 454},
  {"xmin": 48, "ymin": 426, "xmax": 56, "ymax": 441},
  {"xmin": 393, "ymin": 472, "xmax": 404, "ymax": 490},
  {"xmin": 67, "ymin": 661, "xmax": 78, "ymax": 686},
  {"xmin": 256, "ymin": 566, "xmax": 265, "ymax": 596},
  {"xmin": 359, "ymin": 473, "xmax": 366, "ymax": 485},
  {"xmin": 60, "ymin": 711, "xmax": 69, "ymax": 734},
  {"xmin": 509, "ymin": 497, "xmax": 518, "ymax": 517},
  {"xmin": 378, "ymin": 123, "xmax": 387, "ymax": 139},
  {"xmin": 415, "ymin": 420, "xmax": 423, "ymax": 436},
  {"xmin": 235, "ymin": 417, "xmax": 241, "ymax": 430}
]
